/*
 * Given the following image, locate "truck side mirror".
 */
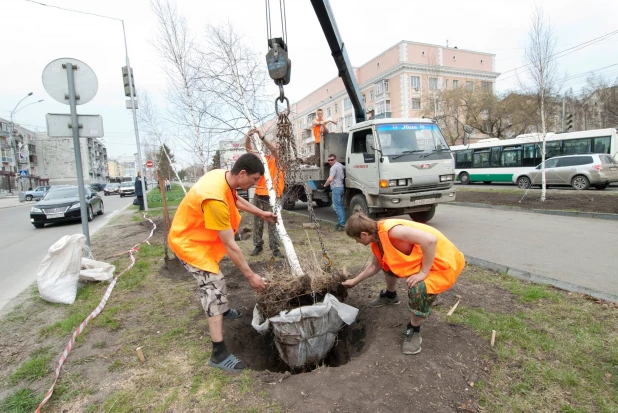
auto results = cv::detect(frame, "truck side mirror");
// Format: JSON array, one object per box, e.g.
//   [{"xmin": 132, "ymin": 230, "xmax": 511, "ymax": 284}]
[{"xmin": 463, "ymin": 125, "xmax": 473, "ymax": 146}]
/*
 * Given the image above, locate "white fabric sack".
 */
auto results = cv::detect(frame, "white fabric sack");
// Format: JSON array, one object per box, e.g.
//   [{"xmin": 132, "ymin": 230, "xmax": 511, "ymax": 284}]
[
  {"xmin": 79, "ymin": 258, "xmax": 115, "ymax": 282},
  {"xmin": 37, "ymin": 234, "xmax": 86, "ymax": 304},
  {"xmin": 251, "ymin": 294, "xmax": 359, "ymax": 368}
]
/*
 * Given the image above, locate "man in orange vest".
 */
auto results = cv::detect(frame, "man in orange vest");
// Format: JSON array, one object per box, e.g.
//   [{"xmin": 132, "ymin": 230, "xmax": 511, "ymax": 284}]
[
  {"xmin": 312, "ymin": 108, "xmax": 337, "ymax": 165},
  {"xmin": 342, "ymin": 213, "xmax": 465, "ymax": 355},
  {"xmin": 245, "ymin": 128, "xmax": 285, "ymax": 258},
  {"xmin": 168, "ymin": 153, "xmax": 277, "ymax": 372}
]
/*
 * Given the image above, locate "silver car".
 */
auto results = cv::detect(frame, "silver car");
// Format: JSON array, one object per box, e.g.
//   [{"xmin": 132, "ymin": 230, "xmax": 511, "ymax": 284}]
[{"xmin": 514, "ymin": 154, "xmax": 618, "ymax": 190}]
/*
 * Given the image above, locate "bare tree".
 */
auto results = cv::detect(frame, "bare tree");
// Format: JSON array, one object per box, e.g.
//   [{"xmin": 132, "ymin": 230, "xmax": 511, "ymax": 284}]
[
  {"xmin": 151, "ymin": 0, "xmax": 221, "ymax": 171},
  {"xmin": 521, "ymin": 5, "xmax": 561, "ymax": 201},
  {"xmin": 582, "ymin": 75, "xmax": 618, "ymax": 129}
]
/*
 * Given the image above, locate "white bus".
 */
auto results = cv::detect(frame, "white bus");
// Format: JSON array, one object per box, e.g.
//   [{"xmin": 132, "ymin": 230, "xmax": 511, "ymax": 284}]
[{"xmin": 450, "ymin": 128, "xmax": 618, "ymax": 185}]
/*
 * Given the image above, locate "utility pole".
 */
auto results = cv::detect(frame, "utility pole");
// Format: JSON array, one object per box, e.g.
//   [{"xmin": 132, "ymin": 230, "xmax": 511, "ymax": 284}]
[{"xmin": 561, "ymin": 94, "xmax": 566, "ymax": 132}]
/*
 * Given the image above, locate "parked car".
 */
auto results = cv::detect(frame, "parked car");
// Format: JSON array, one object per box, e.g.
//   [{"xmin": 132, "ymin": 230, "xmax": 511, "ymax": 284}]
[
  {"xmin": 513, "ymin": 154, "xmax": 618, "ymax": 190},
  {"xmin": 103, "ymin": 183, "xmax": 120, "ymax": 196},
  {"xmin": 119, "ymin": 181, "xmax": 135, "ymax": 197},
  {"xmin": 30, "ymin": 186, "xmax": 104, "ymax": 228},
  {"xmin": 23, "ymin": 186, "xmax": 51, "ymax": 201},
  {"xmin": 90, "ymin": 183, "xmax": 105, "ymax": 192}
]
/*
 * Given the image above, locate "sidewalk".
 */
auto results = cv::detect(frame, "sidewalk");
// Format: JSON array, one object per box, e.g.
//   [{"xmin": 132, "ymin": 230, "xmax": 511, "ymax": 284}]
[{"xmin": 0, "ymin": 196, "xmax": 33, "ymax": 209}]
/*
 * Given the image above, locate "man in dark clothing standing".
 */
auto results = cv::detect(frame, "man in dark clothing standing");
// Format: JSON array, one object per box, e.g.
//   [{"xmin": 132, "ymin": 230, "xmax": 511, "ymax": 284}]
[{"xmin": 135, "ymin": 171, "xmax": 147, "ymax": 210}]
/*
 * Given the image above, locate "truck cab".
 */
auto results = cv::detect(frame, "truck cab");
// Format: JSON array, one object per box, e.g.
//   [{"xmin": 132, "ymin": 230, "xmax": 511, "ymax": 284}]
[{"xmin": 342, "ymin": 118, "xmax": 456, "ymax": 222}]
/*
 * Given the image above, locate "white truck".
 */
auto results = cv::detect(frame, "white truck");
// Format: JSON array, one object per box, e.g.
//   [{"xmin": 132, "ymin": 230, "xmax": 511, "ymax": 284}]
[{"xmin": 282, "ymin": 117, "xmax": 457, "ymax": 223}]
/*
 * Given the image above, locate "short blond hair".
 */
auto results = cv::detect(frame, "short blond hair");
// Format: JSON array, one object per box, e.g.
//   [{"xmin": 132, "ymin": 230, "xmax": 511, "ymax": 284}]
[{"xmin": 344, "ymin": 213, "xmax": 378, "ymax": 238}]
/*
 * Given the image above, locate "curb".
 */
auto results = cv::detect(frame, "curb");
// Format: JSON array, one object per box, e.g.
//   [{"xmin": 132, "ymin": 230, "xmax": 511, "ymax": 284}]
[
  {"xmin": 451, "ymin": 202, "xmax": 618, "ymax": 221},
  {"xmin": 465, "ymin": 255, "xmax": 618, "ymax": 304}
]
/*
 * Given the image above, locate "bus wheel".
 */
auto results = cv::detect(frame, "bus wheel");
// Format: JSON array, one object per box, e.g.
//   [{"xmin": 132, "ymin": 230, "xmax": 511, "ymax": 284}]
[
  {"xmin": 458, "ymin": 172, "xmax": 470, "ymax": 185},
  {"xmin": 517, "ymin": 176, "xmax": 531, "ymax": 189},
  {"xmin": 571, "ymin": 175, "xmax": 589, "ymax": 190},
  {"xmin": 409, "ymin": 205, "xmax": 436, "ymax": 223}
]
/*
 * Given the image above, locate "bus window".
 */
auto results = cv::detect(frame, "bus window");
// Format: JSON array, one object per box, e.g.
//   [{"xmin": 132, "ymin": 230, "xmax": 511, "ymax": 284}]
[
  {"xmin": 501, "ymin": 146, "xmax": 522, "ymax": 167},
  {"xmin": 473, "ymin": 150, "xmax": 490, "ymax": 168},
  {"xmin": 593, "ymin": 136, "xmax": 610, "ymax": 154},
  {"xmin": 455, "ymin": 149, "xmax": 473, "ymax": 169},
  {"xmin": 490, "ymin": 147, "xmax": 501, "ymax": 167},
  {"xmin": 563, "ymin": 138, "xmax": 591, "ymax": 155},
  {"xmin": 523, "ymin": 144, "xmax": 536, "ymax": 167},
  {"xmin": 545, "ymin": 141, "xmax": 561, "ymax": 159}
]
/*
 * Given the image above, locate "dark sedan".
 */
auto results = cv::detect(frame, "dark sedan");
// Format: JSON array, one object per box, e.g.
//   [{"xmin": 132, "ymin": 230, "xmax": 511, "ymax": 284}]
[{"xmin": 30, "ymin": 186, "xmax": 104, "ymax": 228}]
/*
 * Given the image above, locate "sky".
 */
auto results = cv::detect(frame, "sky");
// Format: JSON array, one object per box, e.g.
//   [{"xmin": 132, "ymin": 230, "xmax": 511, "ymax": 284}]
[{"xmin": 2, "ymin": 0, "xmax": 617, "ymax": 167}]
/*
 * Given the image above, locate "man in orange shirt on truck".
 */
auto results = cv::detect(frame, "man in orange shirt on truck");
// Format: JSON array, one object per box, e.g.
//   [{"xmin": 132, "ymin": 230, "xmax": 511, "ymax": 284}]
[
  {"xmin": 312, "ymin": 108, "xmax": 337, "ymax": 164},
  {"xmin": 342, "ymin": 213, "xmax": 465, "ymax": 355},
  {"xmin": 168, "ymin": 153, "xmax": 277, "ymax": 372},
  {"xmin": 245, "ymin": 128, "xmax": 285, "ymax": 258}
]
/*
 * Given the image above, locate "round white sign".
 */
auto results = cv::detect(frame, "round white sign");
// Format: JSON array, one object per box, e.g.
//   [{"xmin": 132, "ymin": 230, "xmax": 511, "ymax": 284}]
[{"xmin": 42, "ymin": 58, "xmax": 98, "ymax": 105}]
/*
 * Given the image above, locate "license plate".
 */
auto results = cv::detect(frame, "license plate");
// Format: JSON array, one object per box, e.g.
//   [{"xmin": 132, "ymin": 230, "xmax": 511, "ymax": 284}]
[
  {"xmin": 46, "ymin": 213, "xmax": 64, "ymax": 219},
  {"xmin": 411, "ymin": 198, "xmax": 435, "ymax": 206}
]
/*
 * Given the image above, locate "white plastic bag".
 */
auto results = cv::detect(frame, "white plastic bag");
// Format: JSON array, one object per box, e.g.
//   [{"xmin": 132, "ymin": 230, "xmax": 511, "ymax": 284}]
[
  {"xmin": 79, "ymin": 258, "xmax": 115, "ymax": 282},
  {"xmin": 252, "ymin": 294, "xmax": 359, "ymax": 368},
  {"xmin": 37, "ymin": 234, "xmax": 86, "ymax": 304}
]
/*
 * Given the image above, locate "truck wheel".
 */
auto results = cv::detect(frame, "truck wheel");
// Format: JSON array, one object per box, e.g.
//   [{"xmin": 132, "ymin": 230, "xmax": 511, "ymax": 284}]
[
  {"xmin": 282, "ymin": 197, "xmax": 296, "ymax": 210},
  {"xmin": 348, "ymin": 194, "xmax": 369, "ymax": 217},
  {"xmin": 408, "ymin": 205, "xmax": 436, "ymax": 223},
  {"xmin": 315, "ymin": 198, "xmax": 332, "ymax": 207}
]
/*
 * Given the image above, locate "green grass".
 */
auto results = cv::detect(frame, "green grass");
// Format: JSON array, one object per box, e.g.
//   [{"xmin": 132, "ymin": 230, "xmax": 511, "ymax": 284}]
[
  {"xmin": 9, "ymin": 347, "xmax": 53, "ymax": 384},
  {"xmin": 442, "ymin": 273, "xmax": 618, "ymax": 412},
  {"xmin": 147, "ymin": 184, "xmax": 186, "ymax": 208},
  {"xmin": 0, "ymin": 389, "xmax": 41, "ymax": 413}
]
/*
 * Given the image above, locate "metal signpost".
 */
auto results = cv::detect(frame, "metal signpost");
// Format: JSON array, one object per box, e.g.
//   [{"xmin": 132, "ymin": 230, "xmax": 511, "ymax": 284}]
[{"xmin": 42, "ymin": 58, "xmax": 99, "ymax": 247}]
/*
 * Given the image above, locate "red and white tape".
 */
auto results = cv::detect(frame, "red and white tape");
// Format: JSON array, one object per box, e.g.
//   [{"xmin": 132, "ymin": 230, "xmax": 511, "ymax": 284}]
[{"xmin": 36, "ymin": 214, "xmax": 157, "ymax": 412}]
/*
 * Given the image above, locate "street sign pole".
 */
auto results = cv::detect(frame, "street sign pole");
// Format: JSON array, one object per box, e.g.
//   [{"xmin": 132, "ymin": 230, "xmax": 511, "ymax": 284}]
[{"xmin": 65, "ymin": 63, "xmax": 91, "ymax": 247}]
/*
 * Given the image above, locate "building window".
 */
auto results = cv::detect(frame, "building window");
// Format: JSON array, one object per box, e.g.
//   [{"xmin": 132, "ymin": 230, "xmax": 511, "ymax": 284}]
[
  {"xmin": 445, "ymin": 79, "xmax": 449, "ymax": 89},
  {"xmin": 453, "ymin": 80, "xmax": 459, "ymax": 88},
  {"xmin": 482, "ymin": 81, "xmax": 492, "ymax": 92},
  {"xmin": 376, "ymin": 80, "xmax": 389, "ymax": 95},
  {"xmin": 344, "ymin": 97, "xmax": 353, "ymax": 110},
  {"xmin": 466, "ymin": 81, "xmax": 474, "ymax": 91},
  {"xmin": 411, "ymin": 98, "xmax": 421, "ymax": 110},
  {"xmin": 344, "ymin": 114, "xmax": 354, "ymax": 128},
  {"xmin": 428, "ymin": 77, "xmax": 438, "ymax": 90},
  {"xmin": 326, "ymin": 107, "xmax": 331, "ymax": 118},
  {"xmin": 370, "ymin": 91, "xmax": 374, "ymax": 101},
  {"xmin": 362, "ymin": 94, "xmax": 366, "ymax": 104},
  {"xmin": 375, "ymin": 100, "xmax": 391, "ymax": 116},
  {"xmin": 334, "ymin": 103, "xmax": 338, "ymax": 113},
  {"xmin": 410, "ymin": 76, "xmax": 421, "ymax": 91}
]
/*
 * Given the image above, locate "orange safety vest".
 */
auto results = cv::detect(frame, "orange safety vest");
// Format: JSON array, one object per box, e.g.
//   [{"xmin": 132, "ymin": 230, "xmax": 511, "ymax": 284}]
[
  {"xmin": 370, "ymin": 219, "xmax": 465, "ymax": 294},
  {"xmin": 168, "ymin": 169, "xmax": 241, "ymax": 273},
  {"xmin": 255, "ymin": 155, "xmax": 285, "ymax": 197},
  {"xmin": 312, "ymin": 123, "xmax": 322, "ymax": 143}
]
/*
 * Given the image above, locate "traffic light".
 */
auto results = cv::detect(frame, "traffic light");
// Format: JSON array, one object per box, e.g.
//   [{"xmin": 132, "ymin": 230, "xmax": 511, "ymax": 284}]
[
  {"xmin": 566, "ymin": 113, "xmax": 573, "ymax": 131},
  {"xmin": 122, "ymin": 66, "xmax": 136, "ymax": 97}
]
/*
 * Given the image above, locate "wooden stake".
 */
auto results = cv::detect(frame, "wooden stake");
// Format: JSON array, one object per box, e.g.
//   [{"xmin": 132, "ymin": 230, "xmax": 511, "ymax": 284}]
[
  {"xmin": 136, "ymin": 346, "xmax": 146, "ymax": 362},
  {"xmin": 157, "ymin": 170, "xmax": 172, "ymax": 263},
  {"xmin": 302, "ymin": 222, "xmax": 317, "ymax": 229},
  {"xmin": 490, "ymin": 330, "xmax": 496, "ymax": 347},
  {"xmin": 446, "ymin": 296, "xmax": 461, "ymax": 316}
]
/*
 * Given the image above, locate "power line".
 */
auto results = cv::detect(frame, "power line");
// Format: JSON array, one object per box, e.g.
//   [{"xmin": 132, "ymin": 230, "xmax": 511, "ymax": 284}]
[
  {"xmin": 496, "ymin": 28, "xmax": 618, "ymax": 83},
  {"xmin": 23, "ymin": 0, "xmax": 122, "ymax": 21}
]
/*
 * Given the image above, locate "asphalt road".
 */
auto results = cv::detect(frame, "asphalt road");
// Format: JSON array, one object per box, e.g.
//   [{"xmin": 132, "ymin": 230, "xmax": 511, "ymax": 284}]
[
  {"xmin": 0, "ymin": 193, "xmax": 133, "ymax": 312},
  {"xmin": 286, "ymin": 200, "xmax": 618, "ymax": 299},
  {"xmin": 455, "ymin": 182, "xmax": 618, "ymax": 191}
]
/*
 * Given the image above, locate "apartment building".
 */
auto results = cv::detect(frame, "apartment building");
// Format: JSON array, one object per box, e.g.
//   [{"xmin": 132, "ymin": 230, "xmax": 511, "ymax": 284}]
[
  {"xmin": 289, "ymin": 40, "xmax": 499, "ymax": 157},
  {"xmin": 0, "ymin": 118, "xmax": 48, "ymax": 192}
]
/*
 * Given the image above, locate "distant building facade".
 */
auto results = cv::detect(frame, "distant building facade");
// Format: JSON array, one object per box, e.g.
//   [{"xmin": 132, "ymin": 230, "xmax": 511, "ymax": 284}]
[{"xmin": 289, "ymin": 40, "xmax": 499, "ymax": 157}]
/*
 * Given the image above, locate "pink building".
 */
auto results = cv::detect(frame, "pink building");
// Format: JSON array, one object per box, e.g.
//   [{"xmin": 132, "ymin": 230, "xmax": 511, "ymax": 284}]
[{"xmin": 289, "ymin": 40, "xmax": 499, "ymax": 157}]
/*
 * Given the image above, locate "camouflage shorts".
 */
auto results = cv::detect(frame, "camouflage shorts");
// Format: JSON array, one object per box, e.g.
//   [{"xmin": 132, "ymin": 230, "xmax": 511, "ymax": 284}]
[
  {"xmin": 180, "ymin": 260, "xmax": 228, "ymax": 317},
  {"xmin": 408, "ymin": 280, "xmax": 437, "ymax": 318}
]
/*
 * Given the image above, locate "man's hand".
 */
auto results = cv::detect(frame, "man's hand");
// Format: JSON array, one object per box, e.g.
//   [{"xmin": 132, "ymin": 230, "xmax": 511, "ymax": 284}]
[
  {"xmin": 261, "ymin": 211, "xmax": 278, "ymax": 223},
  {"xmin": 247, "ymin": 273, "xmax": 266, "ymax": 292},
  {"xmin": 406, "ymin": 271, "xmax": 428, "ymax": 289},
  {"xmin": 342, "ymin": 278, "xmax": 357, "ymax": 288}
]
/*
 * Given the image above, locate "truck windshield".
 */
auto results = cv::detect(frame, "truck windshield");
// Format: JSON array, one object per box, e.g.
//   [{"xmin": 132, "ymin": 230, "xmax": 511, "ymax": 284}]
[{"xmin": 376, "ymin": 123, "xmax": 449, "ymax": 157}]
